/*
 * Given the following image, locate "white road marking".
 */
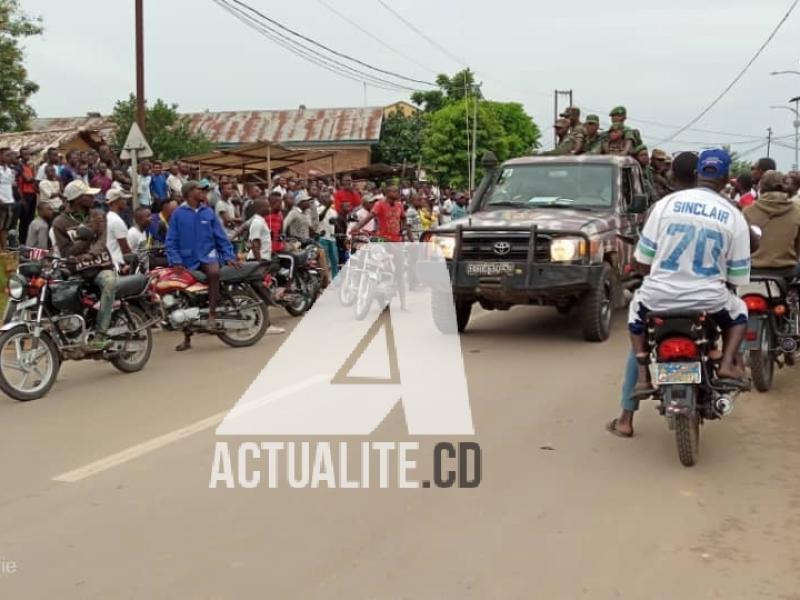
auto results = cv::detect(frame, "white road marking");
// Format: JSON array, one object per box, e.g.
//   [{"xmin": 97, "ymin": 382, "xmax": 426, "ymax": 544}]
[
  {"xmin": 52, "ymin": 410, "xmax": 228, "ymax": 483},
  {"xmin": 52, "ymin": 310, "xmax": 497, "ymax": 484}
]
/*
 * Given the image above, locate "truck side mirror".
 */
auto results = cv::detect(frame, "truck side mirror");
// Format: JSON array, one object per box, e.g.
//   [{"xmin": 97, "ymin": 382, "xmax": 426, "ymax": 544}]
[{"xmin": 629, "ymin": 193, "xmax": 649, "ymax": 214}]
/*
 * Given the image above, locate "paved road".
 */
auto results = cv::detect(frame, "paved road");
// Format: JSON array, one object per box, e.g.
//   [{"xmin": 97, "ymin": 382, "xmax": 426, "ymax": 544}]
[{"xmin": 1, "ymin": 303, "xmax": 799, "ymax": 599}]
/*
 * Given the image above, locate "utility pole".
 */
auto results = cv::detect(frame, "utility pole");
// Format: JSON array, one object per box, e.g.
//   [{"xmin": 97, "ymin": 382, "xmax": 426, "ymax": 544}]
[
  {"xmin": 470, "ymin": 83, "xmax": 480, "ymax": 194},
  {"xmin": 135, "ymin": 0, "xmax": 146, "ymax": 132},
  {"xmin": 767, "ymin": 127, "xmax": 773, "ymax": 158},
  {"xmin": 792, "ymin": 95, "xmax": 800, "ymax": 171},
  {"xmin": 553, "ymin": 89, "xmax": 573, "ymax": 146}
]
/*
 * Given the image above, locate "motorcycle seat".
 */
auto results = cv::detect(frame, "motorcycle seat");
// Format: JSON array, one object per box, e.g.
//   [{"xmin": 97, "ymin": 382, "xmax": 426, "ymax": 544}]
[
  {"xmin": 115, "ymin": 274, "xmax": 149, "ymax": 299},
  {"xmin": 220, "ymin": 262, "xmax": 263, "ymax": 282},
  {"xmin": 751, "ymin": 267, "xmax": 798, "ymax": 292}
]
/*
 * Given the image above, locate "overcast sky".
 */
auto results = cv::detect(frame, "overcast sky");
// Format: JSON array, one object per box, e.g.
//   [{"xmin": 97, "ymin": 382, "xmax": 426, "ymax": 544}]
[{"xmin": 19, "ymin": 0, "xmax": 800, "ymax": 169}]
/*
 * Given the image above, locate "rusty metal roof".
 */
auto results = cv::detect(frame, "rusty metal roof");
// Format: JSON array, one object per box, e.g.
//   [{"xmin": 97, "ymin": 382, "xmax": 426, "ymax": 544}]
[
  {"xmin": 185, "ymin": 106, "xmax": 383, "ymax": 144},
  {"xmin": 31, "ymin": 105, "xmax": 384, "ymax": 145}
]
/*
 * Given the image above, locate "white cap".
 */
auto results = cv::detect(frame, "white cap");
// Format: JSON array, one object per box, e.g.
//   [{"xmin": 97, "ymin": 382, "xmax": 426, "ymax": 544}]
[
  {"xmin": 64, "ymin": 180, "xmax": 101, "ymax": 202},
  {"xmin": 106, "ymin": 187, "xmax": 132, "ymax": 203}
]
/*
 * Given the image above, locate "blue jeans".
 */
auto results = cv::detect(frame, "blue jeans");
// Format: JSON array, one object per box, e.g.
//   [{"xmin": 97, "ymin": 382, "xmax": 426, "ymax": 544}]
[{"xmin": 620, "ymin": 350, "xmax": 640, "ymax": 412}]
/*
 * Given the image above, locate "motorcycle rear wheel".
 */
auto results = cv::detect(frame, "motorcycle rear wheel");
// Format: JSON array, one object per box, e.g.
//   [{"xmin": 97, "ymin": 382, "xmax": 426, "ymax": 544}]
[
  {"xmin": 749, "ymin": 325, "xmax": 774, "ymax": 393},
  {"xmin": 0, "ymin": 327, "xmax": 60, "ymax": 401},
  {"xmin": 674, "ymin": 413, "xmax": 700, "ymax": 467},
  {"xmin": 217, "ymin": 289, "xmax": 269, "ymax": 348}
]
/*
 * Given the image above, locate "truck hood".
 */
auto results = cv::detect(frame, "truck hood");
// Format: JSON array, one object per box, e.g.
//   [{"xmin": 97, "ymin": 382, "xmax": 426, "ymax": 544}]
[{"xmin": 437, "ymin": 208, "xmax": 615, "ymax": 236}]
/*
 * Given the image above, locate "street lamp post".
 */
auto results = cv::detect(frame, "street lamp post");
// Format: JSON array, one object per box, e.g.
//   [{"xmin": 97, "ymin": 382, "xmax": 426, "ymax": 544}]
[{"xmin": 770, "ymin": 99, "xmax": 800, "ymax": 170}]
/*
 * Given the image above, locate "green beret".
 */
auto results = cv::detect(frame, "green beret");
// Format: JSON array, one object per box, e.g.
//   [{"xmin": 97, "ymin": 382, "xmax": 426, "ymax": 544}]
[
  {"xmin": 609, "ymin": 106, "xmax": 627, "ymax": 117},
  {"xmin": 585, "ymin": 114, "xmax": 600, "ymax": 124}
]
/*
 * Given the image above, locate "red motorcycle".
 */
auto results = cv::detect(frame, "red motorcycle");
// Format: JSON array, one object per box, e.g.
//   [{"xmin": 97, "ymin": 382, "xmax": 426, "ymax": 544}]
[{"xmin": 149, "ymin": 262, "xmax": 270, "ymax": 348}]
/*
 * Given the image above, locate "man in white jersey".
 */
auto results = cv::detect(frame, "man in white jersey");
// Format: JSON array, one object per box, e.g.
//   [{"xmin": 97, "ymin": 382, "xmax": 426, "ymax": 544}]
[{"xmin": 628, "ymin": 148, "xmax": 751, "ymax": 394}]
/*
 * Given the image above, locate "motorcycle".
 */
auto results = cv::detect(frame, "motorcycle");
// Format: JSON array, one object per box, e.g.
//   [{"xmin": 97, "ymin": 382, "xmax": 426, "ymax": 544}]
[
  {"xmin": 0, "ymin": 251, "xmax": 158, "ymax": 401},
  {"xmin": 741, "ymin": 267, "xmax": 800, "ymax": 392},
  {"xmin": 338, "ymin": 233, "xmax": 371, "ymax": 308},
  {"xmin": 252, "ymin": 237, "xmax": 321, "ymax": 317},
  {"xmin": 644, "ymin": 311, "xmax": 744, "ymax": 467},
  {"xmin": 344, "ymin": 237, "xmax": 398, "ymax": 321},
  {"xmin": 149, "ymin": 261, "xmax": 270, "ymax": 347}
]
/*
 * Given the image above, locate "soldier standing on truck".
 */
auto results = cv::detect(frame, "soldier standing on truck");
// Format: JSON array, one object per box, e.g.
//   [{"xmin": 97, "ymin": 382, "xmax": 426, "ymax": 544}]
[
  {"xmin": 609, "ymin": 106, "xmax": 642, "ymax": 153},
  {"xmin": 583, "ymin": 115, "xmax": 603, "ymax": 154},
  {"xmin": 600, "ymin": 123, "xmax": 629, "ymax": 156},
  {"xmin": 545, "ymin": 118, "xmax": 577, "ymax": 155},
  {"xmin": 560, "ymin": 106, "xmax": 586, "ymax": 155}
]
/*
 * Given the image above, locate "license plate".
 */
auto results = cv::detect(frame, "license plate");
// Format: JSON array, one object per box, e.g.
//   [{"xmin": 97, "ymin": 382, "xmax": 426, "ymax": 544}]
[
  {"xmin": 655, "ymin": 362, "xmax": 702, "ymax": 385},
  {"xmin": 465, "ymin": 262, "xmax": 515, "ymax": 276}
]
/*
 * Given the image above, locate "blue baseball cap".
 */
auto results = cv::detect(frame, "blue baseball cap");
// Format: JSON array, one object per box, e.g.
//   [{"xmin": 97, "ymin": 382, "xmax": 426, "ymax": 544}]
[{"xmin": 697, "ymin": 148, "xmax": 732, "ymax": 180}]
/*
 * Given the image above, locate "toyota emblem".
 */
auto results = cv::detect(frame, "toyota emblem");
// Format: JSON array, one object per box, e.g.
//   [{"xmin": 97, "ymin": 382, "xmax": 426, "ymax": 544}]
[{"xmin": 493, "ymin": 241, "xmax": 511, "ymax": 256}]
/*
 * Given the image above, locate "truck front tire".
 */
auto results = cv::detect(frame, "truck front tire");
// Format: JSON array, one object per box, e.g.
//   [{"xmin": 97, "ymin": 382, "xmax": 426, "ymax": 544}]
[
  {"xmin": 432, "ymin": 291, "xmax": 472, "ymax": 333},
  {"xmin": 579, "ymin": 264, "xmax": 614, "ymax": 342}
]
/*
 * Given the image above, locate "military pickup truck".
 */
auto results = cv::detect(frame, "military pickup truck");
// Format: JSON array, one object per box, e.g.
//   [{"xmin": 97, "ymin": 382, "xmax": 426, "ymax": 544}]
[{"xmin": 426, "ymin": 153, "xmax": 649, "ymax": 341}]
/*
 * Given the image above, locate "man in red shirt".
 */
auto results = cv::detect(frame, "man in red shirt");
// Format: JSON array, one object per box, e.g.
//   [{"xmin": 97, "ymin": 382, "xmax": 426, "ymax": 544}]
[
  {"xmin": 353, "ymin": 185, "xmax": 407, "ymax": 308},
  {"xmin": 333, "ymin": 175, "xmax": 361, "ymax": 215},
  {"xmin": 266, "ymin": 191, "xmax": 285, "ymax": 253},
  {"xmin": 735, "ymin": 173, "xmax": 756, "ymax": 208}
]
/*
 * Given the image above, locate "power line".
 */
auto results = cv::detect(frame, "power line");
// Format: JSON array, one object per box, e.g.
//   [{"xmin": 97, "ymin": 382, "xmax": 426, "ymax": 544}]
[
  {"xmin": 214, "ymin": 0, "xmax": 423, "ymax": 92},
  {"xmin": 376, "ymin": 0, "xmax": 466, "ymax": 67},
  {"xmin": 656, "ymin": 0, "xmax": 800, "ymax": 144},
  {"xmin": 227, "ymin": 0, "xmax": 437, "ymax": 88},
  {"xmin": 315, "ymin": 0, "xmax": 438, "ymax": 77}
]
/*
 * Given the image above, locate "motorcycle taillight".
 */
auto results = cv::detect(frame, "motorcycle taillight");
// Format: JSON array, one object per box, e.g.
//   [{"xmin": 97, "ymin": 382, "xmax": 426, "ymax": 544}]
[
  {"xmin": 657, "ymin": 337, "xmax": 700, "ymax": 361},
  {"xmin": 742, "ymin": 294, "xmax": 768, "ymax": 314}
]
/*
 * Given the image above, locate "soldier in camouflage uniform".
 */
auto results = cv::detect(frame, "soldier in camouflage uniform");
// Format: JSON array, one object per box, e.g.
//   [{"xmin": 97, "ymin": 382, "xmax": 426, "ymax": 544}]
[
  {"xmin": 544, "ymin": 118, "xmax": 576, "ymax": 155},
  {"xmin": 633, "ymin": 144, "xmax": 658, "ymax": 203},
  {"xmin": 560, "ymin": 106, "xmax": 586, "ymax": 154},
  {"xmin": 583, "ymin": 114, "xmax": 603, "ymax": 154},
  {"xmin": 609, "ymin": 106, "xmax": 642, "ymax": 155},
  {"xmin": 650, "ymin": 148, "xmax": 674, "ymax": 199},
  {"xmin": 599, "ymin": 123, "xmax": 628, "ymax": 155}
]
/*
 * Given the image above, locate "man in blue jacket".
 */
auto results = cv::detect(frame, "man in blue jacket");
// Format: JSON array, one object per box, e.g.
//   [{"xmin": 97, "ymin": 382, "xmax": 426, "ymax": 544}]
[{"xmin": 166, "ymin": 180, "xmax": 239, "ymax": 351}]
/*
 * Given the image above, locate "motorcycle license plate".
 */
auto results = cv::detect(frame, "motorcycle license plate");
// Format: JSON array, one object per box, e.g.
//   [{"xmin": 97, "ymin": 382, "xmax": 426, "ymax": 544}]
[
  {"xmin": 465, "ymin": 262, "xmax": 514, "ymax": 276},
  {"xmin": 655, "ymin": 362, "xmax": 702, "ymax": 385}
]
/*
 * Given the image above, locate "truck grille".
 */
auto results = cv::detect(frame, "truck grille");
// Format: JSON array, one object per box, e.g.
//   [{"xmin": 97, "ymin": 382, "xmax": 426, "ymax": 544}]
[{"xmin": 459, "ymin": 235, "xmax": 551, "ymax": 262}]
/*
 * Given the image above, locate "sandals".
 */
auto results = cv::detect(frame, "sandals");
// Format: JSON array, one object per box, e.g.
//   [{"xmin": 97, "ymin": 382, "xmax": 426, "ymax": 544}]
[{"xmin": 606, "ymin": 418, "xmax": 633, "ymax": 438}]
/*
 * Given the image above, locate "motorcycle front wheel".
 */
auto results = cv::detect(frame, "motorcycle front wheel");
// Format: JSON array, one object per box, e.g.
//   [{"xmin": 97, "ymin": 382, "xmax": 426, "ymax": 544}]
[
  {"xmin": 0, "ymin": 326, "xmax": 60, "ymax": 401},
  {"xmin": 110, "ymin": 306, "xmax": 154, "ymax": 373},
  {"xmin": 217, "ymin": 289, "xmax": 269, "ymax": 347},
  {"xmin": 354, "ymin": 275, "xmax": 375, "ymax": 321}
]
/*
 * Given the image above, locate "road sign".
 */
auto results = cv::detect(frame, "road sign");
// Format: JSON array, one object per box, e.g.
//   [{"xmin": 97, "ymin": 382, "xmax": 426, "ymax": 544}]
[{"xmin": 119, "ymin": 122, "xmax": 153, "ymax": 159}]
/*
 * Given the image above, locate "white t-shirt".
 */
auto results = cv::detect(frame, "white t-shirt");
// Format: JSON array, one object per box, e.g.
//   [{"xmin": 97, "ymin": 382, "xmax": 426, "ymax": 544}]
[
  {"xmin": 247, "ymin": 214, "xmax": 271, "ymax": 260},
  {"xmin": 38, "ymin": 179, "xmax": 62, "ymax": 208},
  {"xmin": 127, "ymin": 226, "xmax": 147, "ymax": 251},
  {"xmin": 0, "ymin": 166, "xmax": 14, "ymax": 204},
  {"xmin": 215, "ymin": 199, "xmax": 236, "ymax": 237},
  {"xmin": 106, "ymin": 210, "xmax": 129, "ymax": 270},
  {"xmin": 634, "ymin": 188, "xmax": 751, "ymax": 313},
  {"xmin": 167, "ymin": 174, "xmax": 184, "ymax": 197},
  {"xmin": 317, "ymin": 204, "xmax": 338, "ymax": 239}
]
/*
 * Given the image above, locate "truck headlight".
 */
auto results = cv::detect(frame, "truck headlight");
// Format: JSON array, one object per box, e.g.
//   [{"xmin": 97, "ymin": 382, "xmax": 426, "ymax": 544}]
[
  {"xmin": 550, "ymin": 238, "xmax": 582, "ymax": 262},
  {"xmin": 429, "ymin": 235, "xmax": 456, "ymax": 259},
  {"xmin": 7, "ymin": 275, "xmax": 26, "ymax": 300}
]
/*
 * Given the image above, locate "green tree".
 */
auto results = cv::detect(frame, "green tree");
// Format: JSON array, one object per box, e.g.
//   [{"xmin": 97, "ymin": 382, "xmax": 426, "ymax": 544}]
[
  {"xmin": 421, "ymin": 99, "xmax": 540, "ymax": 187},
  {"xmin": 373, "ymin": 112, "xmax": 427, "ymax": 165},
  {"xmin": 411, "ymin": 69, "xmax": 480, "ymax": 112},
  {"xmin": 110, "ymin": 95, "xmax": 214, "ymax": 161},
  {"xmin": 0, "ymin": 0, "xmax": 42, "ymax": 132}
]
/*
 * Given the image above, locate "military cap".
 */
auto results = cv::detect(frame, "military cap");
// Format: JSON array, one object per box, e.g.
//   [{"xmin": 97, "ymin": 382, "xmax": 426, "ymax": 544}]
[
  {"xmin": 609, "ymin": 106, "xmax": 627, "ymax": 117},
  {"xmin": 633, "ymin": 144, "xmax": 648, "ymax": 155},
  {"xmin": 651, "ymin": 148, "xmax": 668, "ymax": 161},
  {"xmin": 554, "ymin": 117, "xmax": 571, "ymax": 129},
  {"xmin": 560, "ymin": 106, "xmax": 581, "ymax": 118},
  {"xmin": 584, "ymin": 114, "xmax": 600, "ymax": 124}
]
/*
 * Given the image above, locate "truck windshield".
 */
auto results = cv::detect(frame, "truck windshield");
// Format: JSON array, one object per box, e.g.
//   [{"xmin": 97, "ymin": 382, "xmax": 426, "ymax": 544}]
[{"xmin": 483, "ymin": 164, "xmax": 615, "ymax": 210}]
